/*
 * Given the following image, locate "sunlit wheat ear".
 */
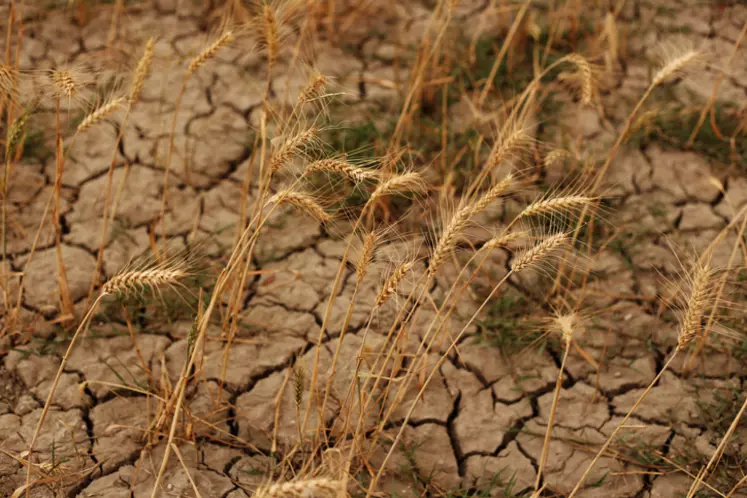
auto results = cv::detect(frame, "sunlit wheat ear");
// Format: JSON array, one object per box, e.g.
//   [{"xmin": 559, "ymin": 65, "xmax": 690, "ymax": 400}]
[
  {"xmin": 129, "ymin": 37, "xmax": 155, "ymax": 105},
  {"xmin": 428, "ymin": 203, "xmax": 474, "ymax": 276},
  {"xmin": 269, "ymin": 190, "xmax": 331, "ymax": 223},
  {"xmin": 356, "ymin": 232, "xmax": 378, "ymax": 284},
  {"xmin": 49, "ymin": 69, "xmax": 82, "ymax": 100},
  {"xmin": 510, "ymin": 233, "xmax": 569, "ymax": 273},
  {"xmin": 297, "ymin": 71, "xmax": 327, "ymax": 107},
  {"xmin": 652, "ymin": 48, "xmax": 702, "ymax": 87},
  {"xmin": 521, "ymin": 193, "xmax": 597, "ymax": 219},
  {"xmin": 255, "ymin": 478, "xmax": 342, "ymax": 498},
  {"xmin": 269, "ymin": 127, "xmax": 320, "ymax": 174},
  {"xmin": 486, "ymin": 122, "xmax": 532, "ymax": 170},
  {"xmin": 306, "ymin": 159, "xmax": 378, "ymax": 183},
  {"xmin": 368, "ymin": 171, "xmax": 426, "ymax": 205},
  {"xmin": 470, "ymin": 173, "xmax": 514, "ymax": 215},
  {"xmin": 677, "ymin": 262, "xmax": 716, "ymax": 351},
  {"xmin": 77, "ymin": 96, "xmax": 125, "ymax": 133},
  {"xmin": 102, "ymin": 267, "xmax": 186, "ymax": 297},
  {"xmin": 187, "ymin": 31, "xmax": 234, "ymax": 76},
  {"xmin": 376, "ymin": 260, "xmax": 415, "ymax": 308},
  {"xmin": 552, "ymin": 312, "xmax": 583, "ymax": 345},
  {"xmin": 5, "ymin": 110, "xmax": 31, "ymax": 161},
  {"xmin": 483, "ymin": 230, "xmax": 529, "ymax": 251},
  {"xmin": 566, "ymin": 54, "xmax": 594, "ymax": 105}
]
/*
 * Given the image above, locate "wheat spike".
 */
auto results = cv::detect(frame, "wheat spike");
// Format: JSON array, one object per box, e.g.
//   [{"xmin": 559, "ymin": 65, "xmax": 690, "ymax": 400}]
[
  {"xmin": 297, "ymin": 73, "xmax": 327, "ymax": 106},
  {"xmin": 429, "ymin": 204, "xmax": 473, "ymax": 276},
  {"xmin": 483, "ymin": 230, "xmax": 527, "ymax": 251},
  {"xmin": 0, "ymin": 64, "xmax": 19, "ymax": 103},
  {"xmin": 544, "ymin": 149, "xmax": 571, "ymax": 167},
  {"xmin": 376, "ymin": 261, "xmax": 414, "ymax": 308},
  {"xmin": 270, "ymin": 190, "xmax": 331, "ymax": 223},
  {"xmin": 566, "ymin": 54, "xmax": 593, "ymax": 105},
  {"xmin": 102, "ymin": 268, "xmax": 186, "ymax": 296},
  {"xmin": 130, "ymin": 38, "xmax": 155, "ymax": 105},
  {"xmin": 292, "ymin": 363, "xmax": 305, "ymax": 407},
  {"xmin": 486, "ymin": 125, "xmax": 529, "ymax": 170},
  {"xmin": 521, "ymin": 195, "xmax": 596, "ymax": 219},
  {"xmin": 677, "ymin": 262, "xmax": 714, "ymax": 350},
  {"xmin": 5, "ymin": 111, "xmax": 31, "ymax": 160},
  {"xmin": 77, "ymin": 96, "xmax": 125, "ymax": 132},
  {"xmin": 50, "ymin": 70, "xmax": 78, "ymax": 99},
  {"xmin": 653, "ymin": 49, "xmax": 701, "ymax": 87},
  {"xmin": 510, "ymin": 233, "xmax": 568, "ymax": 272},
  {"xmin": 263, "ymin": 4, "xmax": 278, "ymax": 69},
  {"xmin": 270, "ymin": 128, "xmax": 319, "ymax": 173},
  {"xmin": 356, "ymin": 232, "xmax": 377, "ymax": 284},
  {"xmin": 188, "ymin": 32, "xmax": 234, "ymax": 76},
  {"xmin": 255, "ymin": 478, "xmax": 341, "ymax": 498},
  {"xmin": 306, "ymin": 159, "xmax": 376, "ymax": 183},
  {"xmin": 369, "ymin": 172, "xmax": 426, "ymax": 205},
  {"xmin": 470, "ymin": 173, "xmax": 514, "ymax": 215}
]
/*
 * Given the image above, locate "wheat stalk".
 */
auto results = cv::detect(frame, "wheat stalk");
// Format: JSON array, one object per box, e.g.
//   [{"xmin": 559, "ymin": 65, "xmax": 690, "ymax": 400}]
[
  {"xmin": 77, "ymin": 96, "xmax": 125, "ymax": 133},
  {"xmin": 376, "ymin": 261, "xmax": 415, "ymax": 308},
  {"xmin": 677, "ymin": 262, "xmax": 713, "ymax": 350},
  {"xmin": 187, "ymin": 32, "xmax": 234, "ymax": 76},
  {"xmin": 255, "ymin": 478, "xmax": 341, "ymax": 498},
  {"xmin": 510, "ymin": 233, "xmax": 568, "ymax": 272},
  {"xmin": 130, "ymin": 37, "xmax": 155, "ymax": 105},
  {"xmin": 306, "ymin": 159, "xmax": 376, "ymax": 183},
  {"xmin": 270, "ymin": 190, "xmax": 331, "ymax": 223}
]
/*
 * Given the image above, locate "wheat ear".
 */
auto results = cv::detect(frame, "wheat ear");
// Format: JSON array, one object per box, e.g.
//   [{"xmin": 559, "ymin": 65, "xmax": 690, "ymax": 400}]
[
  {"xmin": 510, "ymin": 233, "xmax": 568, "ymax": 272},
  {"xmin": 187, "ymin": 32, "xmax": 234, "ymax": 76},
  {"xmin": 77, "ymin": 96, "xmax": 125, "ymax": 133},
  {"xmin": 429, "ymin": 204, "xmax": 473, "ymax": 276},
  {"xmin": 566, "ymin": 54, "xmax": 593, "ymax": 105},
  {"xmin": 356, "ymin": 232, "xmax": 378, "ymax": 284},
  {"xmin": 102, "ymin": 268, "xmax": 186, "ymax": 296},
  {"xmin": 652, "ymin": 49, "xmax": 701, "ymax": 87},
  {"xmin": 270, "ymin": 190, "xmax": 331, "ymax": 223},
  {"xmin": 368, "ymin": 172, "xmax": 426, "ymax": 206},
  {"xmin": 376, "ymin": 261, "xmax": 415, "ymax": 308},
  {"xmin": 677, "ymin": 262, "xmax": 714, "ymax": 350},
  {"xmin": 298, "ymin": 73, "xmax": 327, "ymax": 106},
  {"xmin": 255, "ymin": 478, "xmax": 341, "ymax": 498},
  {"xmin": 521, "ymin": 195, "xmax": 596, "ymax": 219},
  {"xmin": 269, "ymin": 128, "xmax": 319, "ymax": 173},
  {"xmin": 306, "ymin": 159, "xmax": 377, "ymax": 183},
  {"xmin": 470, "ymin": 173, "xmax": 514, "ymax": 214},
  {"xmin": 130, "ymin": 37, "xmax": 155, "ymax": 105},
  {"xmin": 50, "ymin": 70, "xmax": 79, "ymax": 99}
]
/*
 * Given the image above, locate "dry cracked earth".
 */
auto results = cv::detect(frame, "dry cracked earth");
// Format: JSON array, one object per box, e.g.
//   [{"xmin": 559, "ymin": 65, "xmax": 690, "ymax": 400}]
[{"xmin": 1, "ymin": 0, "xmax": 747, "ymax": 497}]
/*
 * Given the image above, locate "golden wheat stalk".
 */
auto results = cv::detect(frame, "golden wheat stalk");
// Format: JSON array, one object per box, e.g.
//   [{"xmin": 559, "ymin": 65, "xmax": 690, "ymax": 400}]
[
  {"xmin": 376, "ymin": 261, "xmax": 415, "ymax": 307},
  {"xmin": 130, "ymin": 37, "xmax": 155, "ymax": 105},
  {"xmin": 306, "ymin": 159, "xmax": 376, "ymax": 183},
  {"xmin": 187, "ymin": 32, "xmax": 234, "ymax": 76},
  {"xmin": 77, "ymin": 96, "xmax": 125, "ymax": 133},
  {"xmin": 255, "ymin": 478, "xmax": 341, "ymax": 498},
  {"xmin": 269, "ymin": 190, "xmax": 331, "ymax": 223},
  {"xmin": 270, "ymin": 128, "xmax": 319, "ymax": 173},
  {"xmin": 510, "ymin": 233, "xmax": 568, "ymax": 272}
]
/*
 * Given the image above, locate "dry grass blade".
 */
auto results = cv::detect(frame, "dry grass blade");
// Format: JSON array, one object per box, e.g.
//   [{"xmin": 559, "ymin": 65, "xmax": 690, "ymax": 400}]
[
  {"xmin": 188, "ymin": 31, "xmax": 234, "ymax": 76},
  {"xmin": 270, "ymin": 190, "xmax": 331, "ymax": 223},
  {"xmin": 510, "ymin": 233, "xmax": 568, "ymax": 272},
  {"xmin": 255, "ymin": 478, "xmax": 341, "ymax": 498},
  {"xmin": 77, "ymin": 96, "xmax": 125, "ymax": 133}
]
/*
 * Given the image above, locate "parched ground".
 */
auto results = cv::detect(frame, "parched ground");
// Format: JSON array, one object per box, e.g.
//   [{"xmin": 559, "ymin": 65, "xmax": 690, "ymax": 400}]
[{"xmin": 1, "ymin": 1, "xmax": 746, "ymax": 497}]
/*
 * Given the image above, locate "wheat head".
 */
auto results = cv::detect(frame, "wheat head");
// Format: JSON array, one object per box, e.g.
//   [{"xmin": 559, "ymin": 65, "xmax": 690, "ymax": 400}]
[
  {"xmin": 510, "ymin": 233, "xmax": 568, "ymax": 272},
  {"xmin": 187, "ymin": 32, "xmax": 234, "ymax": 76}
]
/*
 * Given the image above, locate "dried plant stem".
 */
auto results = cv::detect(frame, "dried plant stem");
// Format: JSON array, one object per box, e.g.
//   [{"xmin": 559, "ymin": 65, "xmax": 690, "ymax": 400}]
[
  {"xmin": 686, "ymin": 396, "xmax": 747, "ymax": 498},
  {"xmin": 535, "ymin": 339, "xmax": 571, "ymax": 492},
  {"xmin": 52, "ymin": 98, "xmax": 75, "ymax": 321},
  {"xmin": 24, "ymin": 294, "xmax": 105, "ymax": 497},
  {"xmin": 566, "ymin": 352, "xmax": 679, "ymax": 498}
]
